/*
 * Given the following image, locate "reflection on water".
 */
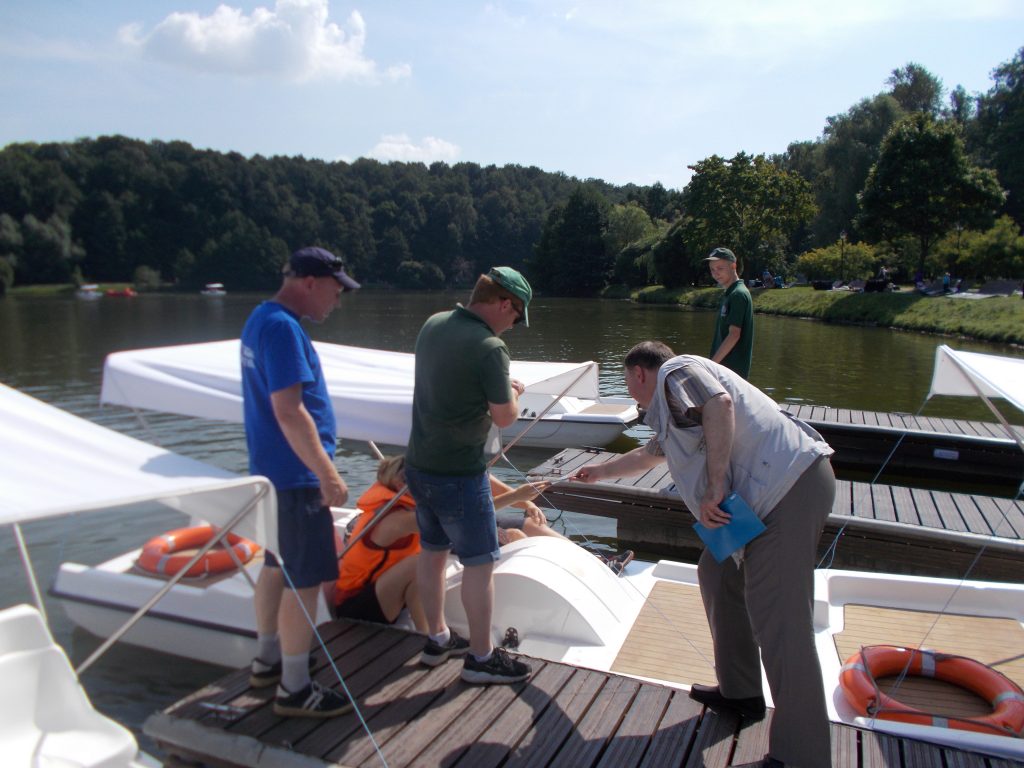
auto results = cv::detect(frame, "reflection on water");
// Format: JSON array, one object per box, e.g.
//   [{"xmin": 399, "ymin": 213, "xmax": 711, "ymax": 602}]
[{"xmin": 0, "ymin": 289, "xmax": 1019, "ymax": 757}]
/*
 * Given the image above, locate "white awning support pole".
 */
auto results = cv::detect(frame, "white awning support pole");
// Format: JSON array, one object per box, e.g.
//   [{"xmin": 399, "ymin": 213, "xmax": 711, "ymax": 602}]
[
  {"xmin": 342, "ymin": 364, "xmax": 600, "ymax": 556},
  {"xmin": 943, "ymin": 352, "xmax": 1024, "ymax": 458},
  {"xmin": 75, "ymin": 483, "xmax": 270, "ymax": 676},
  {"xmin": 13, "ymin": 523, "xmax": 48, "ymax": 625},
  {"xmin": 490, "ymin": 362, "xmax": 598, "ymax": 464}
]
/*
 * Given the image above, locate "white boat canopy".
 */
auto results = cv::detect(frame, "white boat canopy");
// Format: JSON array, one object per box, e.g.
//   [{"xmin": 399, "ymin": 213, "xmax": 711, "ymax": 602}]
[
  {"xmin": 927, "ymin": 345, "xmax": 1024, "ymax": 413},
  {"xmin": 100, "ymin": 340, "xmax": 602, "ymax": 447},
  {"xmin": 0, "ymin": 382, "xmax": 276, "ymax": 549}
]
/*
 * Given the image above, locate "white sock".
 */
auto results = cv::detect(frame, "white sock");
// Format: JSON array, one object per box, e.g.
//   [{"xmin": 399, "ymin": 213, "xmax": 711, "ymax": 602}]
[
  {"xmin": 281, "ymin": 653, "xmax": 311, "ymax": 693},
  {"xmin": 429, "ymin": 628, "xmax": 451, "ymax": 646},
  {"xmin": 257, "ymin": 633, "xmax": 280, "ymax": 665},
  {"xmin": 472, "ymin": 651, "xmax": 493, "ymax": 663}
]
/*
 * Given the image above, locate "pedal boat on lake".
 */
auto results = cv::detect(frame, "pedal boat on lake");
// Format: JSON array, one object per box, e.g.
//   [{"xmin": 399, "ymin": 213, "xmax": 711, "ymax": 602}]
[
  {"xmin": 9, "ymin": 345, "xmax": 1022, "ymax": 762},
  {"xmin": 98, "ymin": 339, "xmax": 640, "ymax": 451}
]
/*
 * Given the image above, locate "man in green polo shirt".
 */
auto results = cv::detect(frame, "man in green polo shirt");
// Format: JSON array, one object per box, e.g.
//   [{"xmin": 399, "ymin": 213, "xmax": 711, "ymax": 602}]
[
  {"xmin": 406, "ymin": 266, "xmax": 534, "ymax": 685},
  {"xmin": 706, "ymin": 247, "xmax": 754, "ymax": 379}
]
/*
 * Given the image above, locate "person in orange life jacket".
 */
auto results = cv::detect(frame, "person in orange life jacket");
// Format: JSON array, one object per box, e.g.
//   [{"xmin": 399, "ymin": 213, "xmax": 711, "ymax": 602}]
[{"xmin": 332, "ymin": 455, "xmax": 551, "ymax": 629}]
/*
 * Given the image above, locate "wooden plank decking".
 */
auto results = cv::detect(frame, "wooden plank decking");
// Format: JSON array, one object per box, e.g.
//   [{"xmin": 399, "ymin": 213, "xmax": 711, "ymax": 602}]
[
  {"xmin": 146, "ymin": 618, "xmax": 1023, "ymax": 768},
  {"xmin": 778, "ymin": 404, "xmax": 1023, "ymax": 490},
  {"xmin": 527, "ymin": 449, "xmax": 1024, "ymax": 581}
]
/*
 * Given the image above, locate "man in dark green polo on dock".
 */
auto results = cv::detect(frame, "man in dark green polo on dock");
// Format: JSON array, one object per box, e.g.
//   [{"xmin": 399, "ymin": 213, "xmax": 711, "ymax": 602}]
[
  {"xmin": 706, "ymin": 247, "xmax": 754, "ymax": 379},
  {"xmin": 406, "ymin": 266, "xmax": 534, "ymax": 686}
]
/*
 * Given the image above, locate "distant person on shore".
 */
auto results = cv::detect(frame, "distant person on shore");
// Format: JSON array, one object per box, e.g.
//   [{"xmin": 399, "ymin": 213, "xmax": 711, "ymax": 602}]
[
  {"xmin": 706, "ymin": 247, "xmax": 754, "ymax": 379},
  {"xmin": 406, "ymin": 267, "xmax": 535, "ymax": 685},
  {"xmin": 241, "ymin": 246, "xmax": 360, "ymax": 718},
  {"xmin": 571, "ymin": 340, "xmax": 836, "ymax": 768}
]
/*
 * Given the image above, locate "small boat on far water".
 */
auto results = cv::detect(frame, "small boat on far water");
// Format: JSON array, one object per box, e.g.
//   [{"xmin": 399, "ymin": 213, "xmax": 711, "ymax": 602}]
[
  {"xmin": 76, "ymin": 283, "xmax": 102, "ymax": 300},
  {"xmin": 104, "ymin": 286, "xmax": 137, "ymax": 298},
  {"xmin": 200, "ymin": 282, "xmax": 226, "ymax": 296}
]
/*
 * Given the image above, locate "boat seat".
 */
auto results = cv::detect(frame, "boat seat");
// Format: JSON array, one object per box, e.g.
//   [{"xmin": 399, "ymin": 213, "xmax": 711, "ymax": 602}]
[
  {"xmin": 0, "ymin": 604, "xmax": 138, "ymax": 768},
  {"xmin": 444, "ymin": 538, "xmax": 645, "ymax": 653}
]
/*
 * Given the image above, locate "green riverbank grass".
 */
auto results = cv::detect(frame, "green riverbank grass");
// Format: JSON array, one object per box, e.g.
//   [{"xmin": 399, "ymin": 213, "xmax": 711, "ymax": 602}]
[{"xmin": 636, "ymin": 284, "xmax": 1024, "ymax": 345}]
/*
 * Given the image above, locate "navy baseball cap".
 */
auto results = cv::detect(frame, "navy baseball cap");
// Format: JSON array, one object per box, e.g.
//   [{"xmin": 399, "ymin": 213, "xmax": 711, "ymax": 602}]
[{"xmin": 288, "ymin": 247, "xmax": 360, "ymax": 291}]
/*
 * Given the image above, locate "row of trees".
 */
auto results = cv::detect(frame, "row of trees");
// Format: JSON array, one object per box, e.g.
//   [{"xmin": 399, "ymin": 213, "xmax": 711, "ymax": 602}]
[
  {"xmin": 0, "ymin": 137, "xmax": 676, "ymax": 292},
  {"xmin": 1, "ymin": 48, "xmax": 1022, "ymax": 296}
]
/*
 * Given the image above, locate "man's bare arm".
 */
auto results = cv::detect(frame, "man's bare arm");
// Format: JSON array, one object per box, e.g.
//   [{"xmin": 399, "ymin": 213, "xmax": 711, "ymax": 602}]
[{"xmin": 271, "ymin": 383, "xmax": 348, "ymax": 507}]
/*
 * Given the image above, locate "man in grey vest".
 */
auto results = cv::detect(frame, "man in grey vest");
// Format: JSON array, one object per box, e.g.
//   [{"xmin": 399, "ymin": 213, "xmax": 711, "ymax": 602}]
[{"xmin": 572, "ymin": 340, "xmax": 835, "ymax": 768}]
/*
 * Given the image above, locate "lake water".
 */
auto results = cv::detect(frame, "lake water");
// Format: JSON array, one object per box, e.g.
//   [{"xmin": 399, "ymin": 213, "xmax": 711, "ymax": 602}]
[{"xmin": 0, "ymin": 289, "xmax": 1018, "ymax": 758}]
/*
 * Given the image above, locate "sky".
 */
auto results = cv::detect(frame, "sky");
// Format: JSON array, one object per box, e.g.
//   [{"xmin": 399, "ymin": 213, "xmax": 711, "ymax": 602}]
[{"xmin": 1, "ymin": 1, "xmax": 1022, "ymax": 191}]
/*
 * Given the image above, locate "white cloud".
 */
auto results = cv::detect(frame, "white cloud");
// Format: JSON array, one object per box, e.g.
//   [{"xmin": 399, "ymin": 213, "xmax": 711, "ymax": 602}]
[
  {"xmin": 117, "ymin": 0, "xmax": 409, "ymax": 83},
  {"xmin": 368, "ymin": 135, "xmax": 460, "ymax": 164}
]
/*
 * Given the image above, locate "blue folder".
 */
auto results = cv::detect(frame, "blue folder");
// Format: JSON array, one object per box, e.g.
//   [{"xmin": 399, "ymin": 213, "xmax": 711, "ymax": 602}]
[{"xmin": 693, "ymin": 492, "xmax": 766, "ymax": 562}]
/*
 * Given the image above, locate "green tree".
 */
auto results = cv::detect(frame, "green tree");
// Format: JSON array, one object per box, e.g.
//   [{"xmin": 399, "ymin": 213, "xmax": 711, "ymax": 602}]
[
  {"xmin": 975, "ymin": 47, "xmax": 1024, "ymax": 224},
  {"xmin": 17, "ymin": 214, "xmax": 83, "ymax": 284},
  {"xmin": 795, "ymin": 241, "xmax": 878, "ymax": 281},
  {"xmin": 934, "ymin": 216, "xmax": 1024, "ymax": 279},
  {"xmin": 678, "ymin": 153, "xmax": 816, "ymax": 279},
  {"xmin": 0, "ymin": 213, "xmax": 22, "ymax": 271},
  {"xmin": 604, "ymin": 202, "xmax": 657, "ymax": 257},
  {"xmin": 396, "ymin": 260, "xmax": 445, "ymax": 289},
  {"xmin": 133, "ymin": 265, "xmax": 162, "ymax": 291},
  {"xmin": 530, "ymin": 185, "xmax": 609, "ymax": 295},
  {"xmin": 810, "ymin": 94, "xmax": 905, "ymax": 245},
  {"xmin": 193, "ymin": 213, "xmax": 287, "ymax": 290},
  {"xmin": 858, "ymin": 114, "xmax": 1005, "ymax": 275},
  {"xmin": 0, "ymin": 255, "xmax": 12, "ymax": 295},
  {"xmin": 887, "ymin": 63, "xmax": 944, "ymax": 115}
]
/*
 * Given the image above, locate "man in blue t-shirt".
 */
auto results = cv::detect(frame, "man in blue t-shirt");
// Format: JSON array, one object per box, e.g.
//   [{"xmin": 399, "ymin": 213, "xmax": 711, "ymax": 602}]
[{"xmin": 241, "ymin": 246, "xmax": 359, "ymax": 718}]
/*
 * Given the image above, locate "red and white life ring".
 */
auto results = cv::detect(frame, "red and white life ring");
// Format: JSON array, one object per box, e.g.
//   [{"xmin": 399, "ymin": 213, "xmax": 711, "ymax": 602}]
[
  {"xmin": 136, "ymin": 525, "xmax": 259, "ymax": 578},
  {"xmin": 840, "ymin": 644, "xmax": 1024, "ymax": 737}
]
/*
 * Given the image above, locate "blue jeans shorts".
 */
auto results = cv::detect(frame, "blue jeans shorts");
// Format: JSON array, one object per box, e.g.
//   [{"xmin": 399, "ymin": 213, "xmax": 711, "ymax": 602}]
[
  {"xmin": 264, "ymin": 486, "xmax": 338, "ymax": 588},
  {"xmin": 405, "ymin": 466, "xmax": 499, "ymax": 566}
]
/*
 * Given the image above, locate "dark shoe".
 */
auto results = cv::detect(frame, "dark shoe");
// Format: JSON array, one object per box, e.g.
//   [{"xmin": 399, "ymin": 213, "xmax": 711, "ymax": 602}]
[
  {"xmin": 688, "ymin": 683, "xmax": 766, "ymax": 719},
  {"xmin": 273, "ymin": 681, "xmax": 353, "ymax": 718},
  {"xmin": 461, "ymin": 647, "xmax": 532, "ymax": 684},
  {"xmin": 249, "ymin": 655, "xmax": 315, "ymax": 688},
  {"xmin": 420, "ymin": 630, "xmax": 470, "ymax": 667},
  {"xmin": 605, "ymin": 549, "xmax": 634, "ymax": 575}
]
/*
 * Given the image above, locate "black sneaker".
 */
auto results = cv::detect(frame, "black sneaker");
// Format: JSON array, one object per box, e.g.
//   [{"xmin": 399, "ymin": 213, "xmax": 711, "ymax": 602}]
[
  {"xmin": 461, "ymin": 647, "xmax": 531, "ymax": 684},
  {"xmin": 420, "ymin": 630, "xmax": 470, "ymax": 667},
  {"xmin": 273, "ymin": 681, "xmax": 353, "ymax": 718},
  {"xmin": 605, "ymin": 550, "xmax": 634, "ymax": 576},
  {"xmin": 249, "ymin": 655, "xmax": 315, "ymax": 688}
]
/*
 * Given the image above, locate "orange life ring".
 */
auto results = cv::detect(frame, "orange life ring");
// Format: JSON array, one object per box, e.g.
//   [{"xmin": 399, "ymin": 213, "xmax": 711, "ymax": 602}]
[
  {"xmin": 136, "ymin": 525, "xmax": 259, "ymax": 578},
  {"xmin": 840, "ymin": 644, "xmax": 1024, "ymax": 737}
]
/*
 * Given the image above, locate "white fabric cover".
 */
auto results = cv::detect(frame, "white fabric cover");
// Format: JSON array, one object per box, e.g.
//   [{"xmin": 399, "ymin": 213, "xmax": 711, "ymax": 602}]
[
  {"xmin": 927, "ymin": 345, "xmax": 1024, "ymax": 413},
  {"xmin": 0, "ymin": 383, "xmax": 276, "ymax": 550},
  {"xmin": 100, "ymin": 340, "xmax": 601, "ymax": 447}
]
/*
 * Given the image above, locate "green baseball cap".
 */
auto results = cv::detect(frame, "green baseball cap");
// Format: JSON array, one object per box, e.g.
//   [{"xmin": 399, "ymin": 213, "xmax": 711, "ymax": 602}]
[
  {"xmin": 704, "ymin": 247, "xmax": 736, "ymax": 263},
  {"xmin": 488, "ymin": 266, "xmax": 532, "ymax": 327}
]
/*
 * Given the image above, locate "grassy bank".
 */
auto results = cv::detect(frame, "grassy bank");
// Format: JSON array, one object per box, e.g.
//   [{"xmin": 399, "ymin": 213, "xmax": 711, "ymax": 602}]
[{"xmin": 635, "ymin": 284, "xmax": 1024, "ymax": 345}]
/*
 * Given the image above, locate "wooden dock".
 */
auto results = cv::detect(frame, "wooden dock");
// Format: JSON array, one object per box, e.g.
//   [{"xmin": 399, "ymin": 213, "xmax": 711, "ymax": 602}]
[
  {"xmin": 527, "ymin": 448, "xmax": 1024, "ymax": 582},
  {"xmin": 145, "ymin": 618, "xmax": 1023, "ymax": 768},
  {"xmin": 778, "ymin": 404, "xmax": 1023, "ymax": 491}
]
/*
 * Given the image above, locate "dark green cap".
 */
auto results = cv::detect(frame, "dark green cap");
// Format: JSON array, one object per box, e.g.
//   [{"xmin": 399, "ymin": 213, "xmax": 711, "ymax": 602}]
[
  {"xmin": 704, "ymin": 246, "xmax": 736, "ymax": 263},
  {"xmin": 488, "ymin": 266, "xmax": 532, "ymax": 327}
]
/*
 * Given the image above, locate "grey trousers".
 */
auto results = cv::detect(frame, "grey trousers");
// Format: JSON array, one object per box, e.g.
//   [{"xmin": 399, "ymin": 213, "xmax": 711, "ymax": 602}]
[{"xmin": 697, "ymin": 455, "xmax": 835, "ymax": 768}]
